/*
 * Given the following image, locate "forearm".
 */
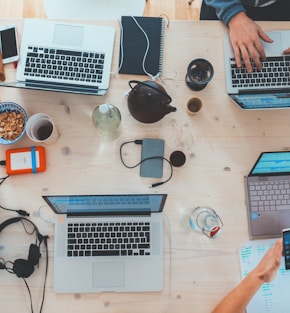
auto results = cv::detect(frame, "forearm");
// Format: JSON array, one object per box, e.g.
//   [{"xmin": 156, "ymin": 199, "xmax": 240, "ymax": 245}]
[
  {"xmin": 212, "ymin": 239, "xmax": 282, "ymax": 313},
  {"xmin": 205, "ymin": 0, "xmax": 246, "ymax": 25},
  {"xmin": 211, "ymin": 271, "xmax": 264, "ymax": 313}
]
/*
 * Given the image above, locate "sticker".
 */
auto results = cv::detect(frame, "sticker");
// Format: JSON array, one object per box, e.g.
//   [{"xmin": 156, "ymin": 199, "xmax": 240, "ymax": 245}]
[{"xmin": 251, "ymin": 212, "xmax": 260, "ymax": 220}]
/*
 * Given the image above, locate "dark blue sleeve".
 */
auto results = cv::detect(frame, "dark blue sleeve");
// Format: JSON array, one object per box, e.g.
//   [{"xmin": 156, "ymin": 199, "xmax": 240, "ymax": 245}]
[{"xmin": 204, "ymin": 0, "xmax": 247, "ymax": 25}]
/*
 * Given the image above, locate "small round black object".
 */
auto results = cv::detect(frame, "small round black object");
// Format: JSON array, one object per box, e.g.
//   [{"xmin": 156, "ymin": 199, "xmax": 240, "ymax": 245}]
[
  {"xmin": 170, "ymin": 151, "xmax": 186, "ymax": 167},
  {"xmin": 185, "ymin": 58, "xmax": 214, "ymax": 91}
]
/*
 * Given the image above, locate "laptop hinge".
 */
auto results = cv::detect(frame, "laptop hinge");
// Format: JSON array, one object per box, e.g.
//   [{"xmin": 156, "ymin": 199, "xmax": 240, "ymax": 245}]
[
  {"xmin": 238, "ymin": 88, "xmax": 286, "ymax": 95},
  {"xmin": 17, "ymin": 80, "xmax": 106, "ymax": 96},
  {"xmin": 67, "ymin": 212, "xmax": 152, "ymax": 217}
]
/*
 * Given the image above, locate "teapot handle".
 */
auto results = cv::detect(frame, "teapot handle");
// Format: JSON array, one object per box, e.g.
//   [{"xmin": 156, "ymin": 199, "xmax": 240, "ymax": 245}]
[{"xmin": 128, "ymin": 80, "xmax": 172, "ymax": 103}]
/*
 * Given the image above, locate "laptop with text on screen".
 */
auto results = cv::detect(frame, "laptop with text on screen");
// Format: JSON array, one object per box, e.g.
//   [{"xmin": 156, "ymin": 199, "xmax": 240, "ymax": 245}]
[
  {"xmin": 16, "ymin": 19, "xmax": 115, "ymax": 95},
  {"xmin": 224, "ymin": 30, "xmax": 290, "ymax": 110},
  {"xmin": 245, "ymin": 152, "xmax": 290, "ymax": 239},
  {"xmin": 42, "ymin": 194, "xmax": 167, "ymax": 293}
]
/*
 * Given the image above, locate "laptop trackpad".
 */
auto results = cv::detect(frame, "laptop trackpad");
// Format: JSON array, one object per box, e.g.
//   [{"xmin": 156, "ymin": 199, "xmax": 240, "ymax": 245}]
[
  {"xmin": 252, "ymin": 212, "xmax": 279, "ymax": 236},
  {"xmin": 53, "ymin": 24, "xmax": 84, "ymax": 47},
  {"xmin": 279, "ymin": 212, "xmax": 290, "ymax": 231},
  {"xmin": 92, "ymin": 262, "xmax": 125, "ymax": 288},
  {"xmin": 264, "ymin": 32, "xmax": 282, "ymax": 55}
]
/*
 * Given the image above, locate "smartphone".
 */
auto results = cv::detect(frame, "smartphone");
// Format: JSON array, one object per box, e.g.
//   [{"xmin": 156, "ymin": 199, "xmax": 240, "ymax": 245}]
[
  {"xmin": 140, "ymin": 138, "xmax": 164, "ymax": 178},
  {"xmin": 0, "ymin": 25, "xmax": 19, "ymax": 64},
  {"xmin": 282, "ymin": 228, "xmax": 290, "ymax": 270}
]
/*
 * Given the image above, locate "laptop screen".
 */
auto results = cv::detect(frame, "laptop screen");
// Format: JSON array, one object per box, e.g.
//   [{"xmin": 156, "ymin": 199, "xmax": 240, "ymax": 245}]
[
  {"xmin": 250, "ymin": 151, "xmax": 290, "ymax": 175},
  {"xmin": 42, "ymin": 194, "xmax": 167, "ymax": 215}
]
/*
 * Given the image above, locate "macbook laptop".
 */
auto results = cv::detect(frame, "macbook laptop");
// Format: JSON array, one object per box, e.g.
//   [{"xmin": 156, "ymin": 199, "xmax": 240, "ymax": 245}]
[
  {"xmin": 245, "ymin": 151, "xmax": 290, "ymax": 239},
  {"xmin": 224, "ymin": 30, "xmax": 290, "ymax": 110},
  {"xmin": 16, "ymin": 19, "xmax": 115, "ymax": 95},
  {"xmin": 42, "ymin": 193, "xmax": 167, "ymax": 293}
]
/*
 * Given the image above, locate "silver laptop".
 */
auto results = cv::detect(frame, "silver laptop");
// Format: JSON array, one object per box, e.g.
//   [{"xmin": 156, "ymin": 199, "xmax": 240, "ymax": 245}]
[
  {"xmin": 245, "ymin": 151, "xmax": 290, "ymax": 239},
  {"xmin": 224, "ymin": 30, "xmax": 290, "ymax": 110},
  {"xmin": 16, "ymin": 19, "xmax": 115, "ymax": 95},
  {"xmin": 42, "ymin": 194, "xmax": 167, "ymax": 293}
]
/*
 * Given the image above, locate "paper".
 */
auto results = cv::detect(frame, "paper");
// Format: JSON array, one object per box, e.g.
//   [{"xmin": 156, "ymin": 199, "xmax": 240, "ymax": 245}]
[{"xmin": 239, "ymin": 239, "xmax": 290, "ymax": 313}]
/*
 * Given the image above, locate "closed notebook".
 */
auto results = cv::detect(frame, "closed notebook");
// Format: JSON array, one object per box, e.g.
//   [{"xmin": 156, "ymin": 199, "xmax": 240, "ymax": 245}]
[{"xmin": 119, "ymin": 16, "xmax": 164, "ymax": 76}]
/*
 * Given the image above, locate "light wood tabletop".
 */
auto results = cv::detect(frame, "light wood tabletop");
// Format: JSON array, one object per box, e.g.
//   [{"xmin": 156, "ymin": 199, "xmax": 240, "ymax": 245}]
[{"xmin": 0, "ymin": 19, "xmax": 290, "ymax": 313}]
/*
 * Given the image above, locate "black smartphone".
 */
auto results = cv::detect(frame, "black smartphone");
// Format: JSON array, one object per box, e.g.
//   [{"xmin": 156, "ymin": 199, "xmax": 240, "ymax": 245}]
[
  {"xmin": 140, "ymin": 138, "xmax": 164, "ymax": 178},
  {"xmin": 282, "ymin": 228, "xmax": 290, "ymax": 270},
  {"xmin": 0, "ymin": 24, "xmax": 19, "ymax": 64}
]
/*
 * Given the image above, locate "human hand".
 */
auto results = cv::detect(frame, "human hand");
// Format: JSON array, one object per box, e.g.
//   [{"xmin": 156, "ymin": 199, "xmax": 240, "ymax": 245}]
[
  {"xmin": 252, "ymin": 239, "xmax": 283, "ymax": 283},
  {"xmin": 283, "ymin": 47, "xmax": 290, "ymax": 54},
  {"xmin": 228, "ymin": 12, "xmax": 273, "ymax": 73}
]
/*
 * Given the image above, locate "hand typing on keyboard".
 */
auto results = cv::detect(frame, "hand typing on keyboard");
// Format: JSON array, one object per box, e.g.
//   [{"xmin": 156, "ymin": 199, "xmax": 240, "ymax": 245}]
[
  {"xmin": 228, "ymin": 12, "xmax": 273, "ymax": 73},
  {"xmin": 230, "ymin": 55, "xmax": 290, "ymax": 89},
  {"xmin": 227, "ymin": 13, "xmax": 290, "ymax": 74}
]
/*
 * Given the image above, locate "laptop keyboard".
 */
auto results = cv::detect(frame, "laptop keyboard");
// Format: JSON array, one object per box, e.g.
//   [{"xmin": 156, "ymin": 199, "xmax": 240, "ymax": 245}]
[
  {"xmin": 67, "ymin": 221, "xmax": 151, "ymax": 257},
  {"xmin": 231, "ymin": 56, "xmax": 290, "ymax": 89},
  {"xmin": 23, "ymin": 46, "xmax": 105, "ymax": 83},
  {"xmin": 249, "ymin": 180, "xmax": 290, "ymax": 212}
]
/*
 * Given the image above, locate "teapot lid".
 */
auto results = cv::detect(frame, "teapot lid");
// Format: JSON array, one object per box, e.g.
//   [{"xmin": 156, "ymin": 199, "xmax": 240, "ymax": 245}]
[{"xmin": 128, "ymin": 80, "xmax": 172, "ymax": 104}]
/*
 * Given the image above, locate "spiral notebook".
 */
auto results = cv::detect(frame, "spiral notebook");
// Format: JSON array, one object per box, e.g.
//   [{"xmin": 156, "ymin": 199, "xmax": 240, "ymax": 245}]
[{"xmin": 119, "ymin": 16, "xmax": 164, "ymax": 76}]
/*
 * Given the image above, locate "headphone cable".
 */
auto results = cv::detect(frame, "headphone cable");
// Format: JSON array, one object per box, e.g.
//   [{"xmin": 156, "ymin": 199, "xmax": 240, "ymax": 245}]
[
  {"xmin": 0, "ymin": 175, "xmax": 29, "ymax": 216},
  {"xmin": 21, "ymin": 237, "xmax": 49, "ymax": 313},
  {"xmin": 22, "ymin": 278, "xmax": 34, "ymax": 313}
]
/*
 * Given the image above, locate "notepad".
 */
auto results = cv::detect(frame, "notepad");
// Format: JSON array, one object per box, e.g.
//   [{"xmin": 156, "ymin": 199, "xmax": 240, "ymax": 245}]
[
  {"xmin": 119, "ymin": 16, "xmax": 164, "ymax": 76},
  {"xmin": 239, "ymin": 239, "xmax": 290, "ymax": 313}
]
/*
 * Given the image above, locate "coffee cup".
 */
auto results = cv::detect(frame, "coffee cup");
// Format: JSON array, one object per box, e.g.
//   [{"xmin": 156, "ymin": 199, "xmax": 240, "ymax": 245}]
[
  {"xmin": 26, "ymin": 113, "xmax": 59, "ymax": 144},
  {"xmin": 185, "ymin": 58, "xmax": 214, "ymax": 91},
  {"xmin": 186, "ymin": 97, "xmax": 202, "ymax": 115}
]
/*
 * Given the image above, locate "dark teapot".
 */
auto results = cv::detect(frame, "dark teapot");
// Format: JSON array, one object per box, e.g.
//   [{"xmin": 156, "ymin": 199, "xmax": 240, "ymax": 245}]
[{"xmin": 127, "ymin": 80, "xmax": 177, "ymax": 123}]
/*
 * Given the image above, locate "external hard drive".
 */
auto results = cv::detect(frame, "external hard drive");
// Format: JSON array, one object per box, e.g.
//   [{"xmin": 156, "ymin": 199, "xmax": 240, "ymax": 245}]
[{"xmin": 5, "ymin": 146, "xmax": 46, "ymax": 175}]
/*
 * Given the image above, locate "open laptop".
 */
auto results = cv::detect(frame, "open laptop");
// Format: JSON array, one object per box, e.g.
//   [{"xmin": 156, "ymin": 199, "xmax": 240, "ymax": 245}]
[
  {"xmin": 16, "ymin": 19, "xmax": 115, "ymax": 95},
  {"xmin": 42, "ymin": 193, "xmax": 167, "ymax": 293},
  {"xmin": 224, "ymin": 30, "xmax": 290, "ymax": 109},
  {"xmin": 245, "ymin": 151, "xmax": 290, "ymax": 239}
]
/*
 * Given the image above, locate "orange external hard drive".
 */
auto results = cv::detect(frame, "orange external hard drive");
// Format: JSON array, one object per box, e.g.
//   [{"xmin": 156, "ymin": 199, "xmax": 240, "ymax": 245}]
[{"xmin": 5, "ymin": 146, "xmax": 46, "ymax": 175}]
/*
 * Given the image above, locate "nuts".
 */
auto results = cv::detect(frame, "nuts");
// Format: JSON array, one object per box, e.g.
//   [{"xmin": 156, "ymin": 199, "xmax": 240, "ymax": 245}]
[{"xmin": 0, "ymin": 111, "xmax": 25, "ymax": 141}]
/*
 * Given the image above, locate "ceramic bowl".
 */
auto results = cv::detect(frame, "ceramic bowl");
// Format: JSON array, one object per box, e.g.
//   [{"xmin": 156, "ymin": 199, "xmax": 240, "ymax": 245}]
[{"xmin": 0, "ymin": 102, "xmax": 28, "ymax": 145}]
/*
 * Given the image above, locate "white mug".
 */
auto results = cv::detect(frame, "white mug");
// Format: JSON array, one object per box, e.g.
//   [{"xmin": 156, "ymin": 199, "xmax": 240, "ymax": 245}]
[{"xmin": 26, "ymin": 113, "xmax": 59, "ymax": 144}]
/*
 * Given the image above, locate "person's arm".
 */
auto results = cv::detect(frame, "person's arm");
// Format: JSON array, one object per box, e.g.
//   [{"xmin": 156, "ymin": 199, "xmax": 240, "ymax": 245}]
[
  {"xmin": 205, "ymin": 0, "xmax": 246, "ymax": 25},
  {"xmin": 228, "ymin": 12, "xmax": 273, "ymax": 72},
  {"xmin": 211, "ymin": 239, "xmax": 283, "ymax": 313},
  {"xmin": 205, "ymin": 0, "xmax": 274, "ymax": 72}
]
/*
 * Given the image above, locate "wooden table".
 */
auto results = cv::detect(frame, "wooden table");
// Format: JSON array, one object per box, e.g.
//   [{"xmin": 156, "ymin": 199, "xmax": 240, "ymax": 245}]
[{"xmin": 0, "ymin": 19, "xmax": 290, "ymax": 313}]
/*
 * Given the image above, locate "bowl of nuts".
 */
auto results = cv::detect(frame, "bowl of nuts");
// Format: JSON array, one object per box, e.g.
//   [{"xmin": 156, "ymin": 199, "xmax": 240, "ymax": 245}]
[{"xmin": 0, "ymin": 102, "xmax": 28, "ymax": 144}]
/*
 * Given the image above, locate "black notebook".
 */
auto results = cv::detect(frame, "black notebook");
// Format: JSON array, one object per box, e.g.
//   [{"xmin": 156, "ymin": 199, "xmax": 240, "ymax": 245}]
[{"xmin": 119, "ymin": 16, "xmax": 164, "ymax": 76}]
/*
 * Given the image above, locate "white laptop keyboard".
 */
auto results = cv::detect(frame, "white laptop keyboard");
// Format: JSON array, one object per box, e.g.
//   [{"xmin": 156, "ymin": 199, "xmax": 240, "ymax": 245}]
[
  {"xmin": 249, "ymin": 180, "xmax": 290, "ymax": 212},
  {"xmin": 67, "ymin": 221, "xmax": 151, "ymax": 257},
  {"xmin": 231, "ymin": 56, "xmax": 290, "ymax": 89},
  {"xmin": 23, "ymin": 46, "xmax": 105, "ymax": 83}
]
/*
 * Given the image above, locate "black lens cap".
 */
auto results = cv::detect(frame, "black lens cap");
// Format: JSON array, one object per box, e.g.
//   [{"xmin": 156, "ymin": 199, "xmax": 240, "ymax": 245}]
[{"xmin": 170, "ymin": 151, "xmax": 186, "ymax": 167}]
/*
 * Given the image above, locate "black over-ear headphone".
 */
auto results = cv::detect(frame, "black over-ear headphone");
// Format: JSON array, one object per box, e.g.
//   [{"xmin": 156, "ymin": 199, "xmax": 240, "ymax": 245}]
[{"xmin": 0, "ymin": 217, "xmax": 44, "ymax": 278}]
